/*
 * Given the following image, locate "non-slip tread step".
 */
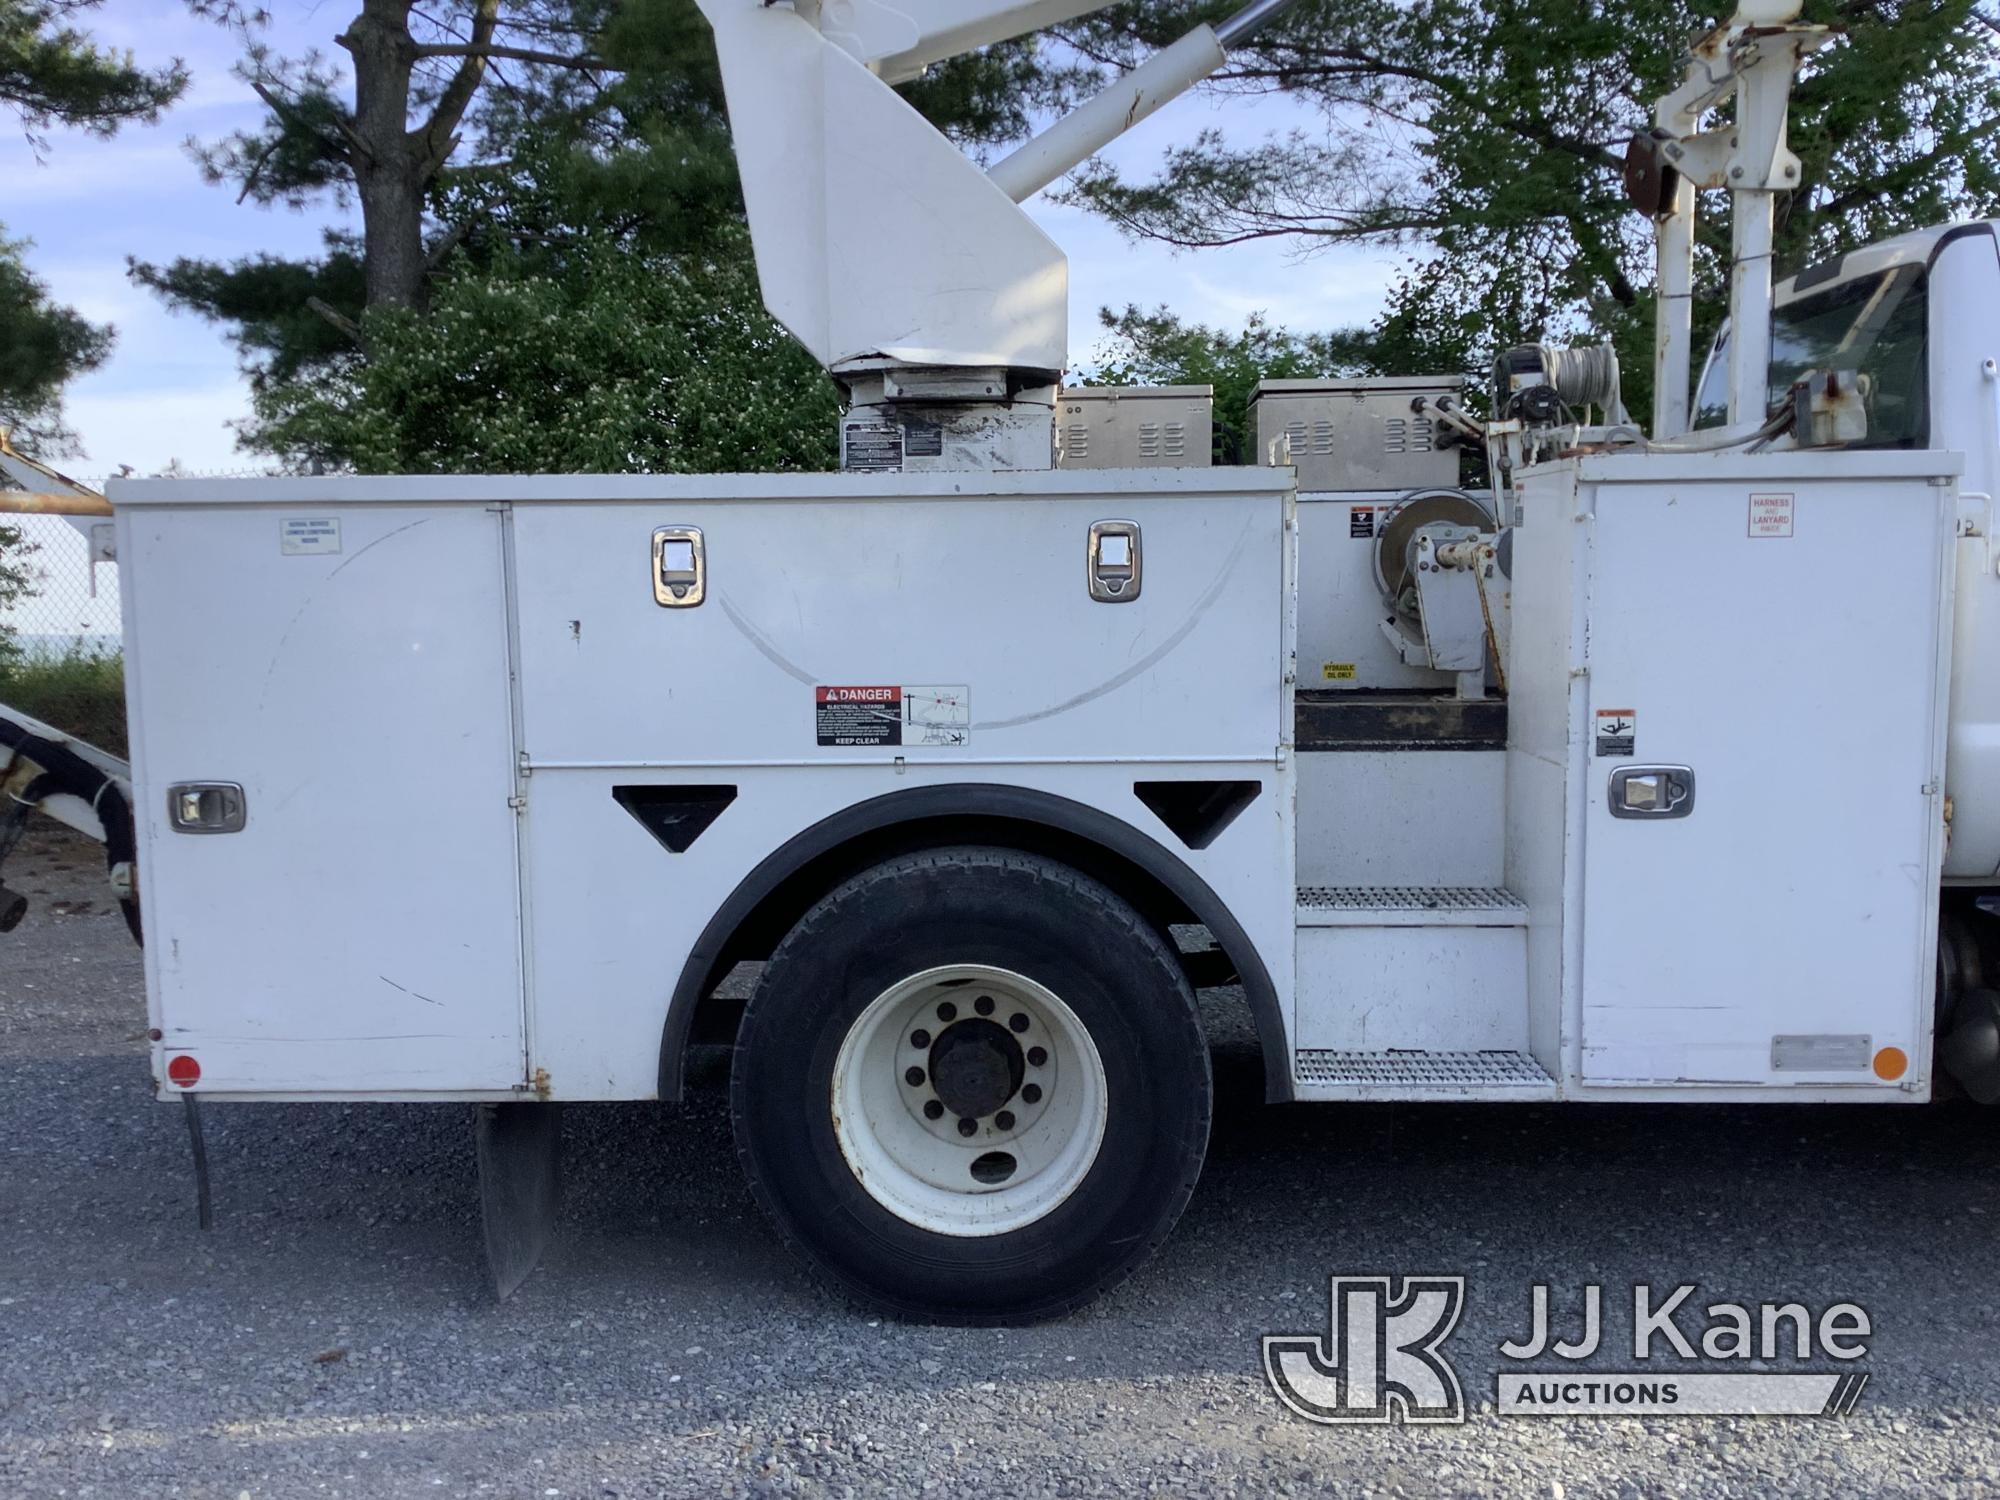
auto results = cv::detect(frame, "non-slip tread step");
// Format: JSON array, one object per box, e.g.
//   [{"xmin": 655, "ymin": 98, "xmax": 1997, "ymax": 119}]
[
  {"xmin": 1296, "ymin": 885, "xmax": 1528, "ymax": 926},
  {"xmin": 1294, "ymin": 1048, "xmax": 1552, "ymax": 1088}
]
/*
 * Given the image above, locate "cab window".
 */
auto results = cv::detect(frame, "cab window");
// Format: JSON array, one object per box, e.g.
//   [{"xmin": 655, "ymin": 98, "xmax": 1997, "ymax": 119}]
[{"xmin": 1692, "ymin": 265, "xmax": 1928, "ymax": 445}]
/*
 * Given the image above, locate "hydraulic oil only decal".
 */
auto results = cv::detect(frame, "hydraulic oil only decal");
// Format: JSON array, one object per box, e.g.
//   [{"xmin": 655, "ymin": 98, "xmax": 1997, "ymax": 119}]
[
  {"xmin": 815, "ymin": 685, "xmax": 970, "ymax": 748},
  {"xmin": 1322, "ymin": 663, "xmax": 1358, "ymax": 682},
  {"xmin": 1595, "ymin": 708, "xmax": 1636, "ymax": 758}
]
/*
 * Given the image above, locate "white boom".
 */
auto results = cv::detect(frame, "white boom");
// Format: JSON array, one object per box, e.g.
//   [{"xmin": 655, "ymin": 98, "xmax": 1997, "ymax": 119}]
[
  {"xmin": 694, "ymin": 0, "xmax": 1303, "ymax": 427},
  {"xmin": 1639, "ymin": 0, "xmax": 1829, "ymax": 437}
]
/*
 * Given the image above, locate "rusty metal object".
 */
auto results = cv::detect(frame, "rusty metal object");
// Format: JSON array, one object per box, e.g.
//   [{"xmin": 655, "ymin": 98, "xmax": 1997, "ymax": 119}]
[
  {"xmin": 0, "ymin": 488, "xmax": 113, "ymax": 517},
  {"xmin": 0, "ymin": 429, "xmax": 111, "ymax": 514}
]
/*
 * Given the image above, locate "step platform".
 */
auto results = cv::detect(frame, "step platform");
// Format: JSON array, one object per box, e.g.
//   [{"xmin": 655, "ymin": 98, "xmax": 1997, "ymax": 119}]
[{"xmin": 1292, "ymin": 886, "xmax": 1553, "ymax": 1100}]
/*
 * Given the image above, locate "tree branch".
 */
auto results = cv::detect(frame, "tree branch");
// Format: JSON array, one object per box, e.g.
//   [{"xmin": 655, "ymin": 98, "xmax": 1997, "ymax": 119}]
[
  {"xmin": 414, "ymin": 0, "xmax": 502, "ymax": 175},
  {"xmin": 424, "ymin": 217, "xmax": 474, "ymax": 273},
  {"xmin": 235, "ymin": 134, "xmax": 283, "ymax": 203},
  {"xmin": 410, "ymin": 41, "xmax": 605, "ymax": 68},
  {"xmin": 306, "ymin": 296, "xmax": 363, "ymax": 343},
  {"xmin": 249, "ymin": 75, "xmax": 363, "ymax": 165}
]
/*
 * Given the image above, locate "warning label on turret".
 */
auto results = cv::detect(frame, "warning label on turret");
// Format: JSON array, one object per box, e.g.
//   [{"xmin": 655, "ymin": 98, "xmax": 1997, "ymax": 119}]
[{"xmin": 816, "ymin": 685, "xmax": 971, "ymax": 748}]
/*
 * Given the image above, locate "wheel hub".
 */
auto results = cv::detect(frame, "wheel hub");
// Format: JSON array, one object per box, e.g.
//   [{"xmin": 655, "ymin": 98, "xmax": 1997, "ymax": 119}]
[
  {"xmin": 831, "ymin": 964, "xmax": 1109, "ymax": 1236},
  {"xmin": 928, "ymin": 1018, "xmax": 1024, "ymax": 1119}
]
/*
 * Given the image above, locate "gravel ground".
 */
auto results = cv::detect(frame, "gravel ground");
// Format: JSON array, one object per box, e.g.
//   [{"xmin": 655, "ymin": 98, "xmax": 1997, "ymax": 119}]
[{"xmin": 6, "ymin": 823, "xmax": 2000, "ymax": 1498}]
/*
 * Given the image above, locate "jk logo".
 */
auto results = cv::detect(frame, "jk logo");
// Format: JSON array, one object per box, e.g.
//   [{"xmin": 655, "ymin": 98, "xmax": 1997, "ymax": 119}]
[{"xmin": 1263, "ymin": 1276, "xmax": 1467, "ymax": 1425}]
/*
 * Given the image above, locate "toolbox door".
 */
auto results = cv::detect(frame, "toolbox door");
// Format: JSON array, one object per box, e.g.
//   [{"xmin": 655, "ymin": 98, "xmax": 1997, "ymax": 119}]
[
  {"xmin": 124, "ymin": 503, "xmax": 526, "ymax": 1094},
  {"xmin": 1576, "ymin": 478, "xmax": 1953, "ymax": 1088}
]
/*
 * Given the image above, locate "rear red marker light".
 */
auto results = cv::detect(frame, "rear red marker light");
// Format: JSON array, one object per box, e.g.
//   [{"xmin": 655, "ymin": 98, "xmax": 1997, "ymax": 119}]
[{"xmin": 166, "ymin": 1054, "xmax": 201, "ymax": 1087}]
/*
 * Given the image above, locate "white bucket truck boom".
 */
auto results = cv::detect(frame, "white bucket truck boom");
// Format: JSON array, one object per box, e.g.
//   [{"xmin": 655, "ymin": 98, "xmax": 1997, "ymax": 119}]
[
  {"xmin": 0, "ymin": 0, "xmax": 1991, "ymax": 1320},
  {"xmin": 694, "ymin": 0, "xmax": 1297, "ymax": 472}
]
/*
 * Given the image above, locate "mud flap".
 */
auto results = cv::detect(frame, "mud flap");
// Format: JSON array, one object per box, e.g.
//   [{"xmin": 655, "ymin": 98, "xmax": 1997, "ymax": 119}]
[{"xmin": 475, "ymin": 1102, "xmax": 561, "ymax": 1300}]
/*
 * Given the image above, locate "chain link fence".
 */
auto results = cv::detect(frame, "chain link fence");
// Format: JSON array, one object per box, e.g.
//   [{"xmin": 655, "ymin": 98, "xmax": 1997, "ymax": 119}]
[{"xmin": 0, "ymin": 512, "xmax": 126, "ymax": 752}]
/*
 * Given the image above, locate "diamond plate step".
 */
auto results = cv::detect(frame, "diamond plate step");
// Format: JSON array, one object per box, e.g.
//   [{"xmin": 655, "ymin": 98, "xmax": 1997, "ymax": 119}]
[
  {"xmin": 1296, "ymin": 885, "xmax": 1528, "ymax": 927},
  {"xmin": 1293, "ymin": 1048, "xmax": 1554, "ymax": 1095}
]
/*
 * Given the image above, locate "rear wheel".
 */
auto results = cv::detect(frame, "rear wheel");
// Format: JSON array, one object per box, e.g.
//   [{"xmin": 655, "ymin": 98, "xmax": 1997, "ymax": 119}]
[{"xmin": 731, "ymin": 846, "xmax": 1211, "ymax": 1323}]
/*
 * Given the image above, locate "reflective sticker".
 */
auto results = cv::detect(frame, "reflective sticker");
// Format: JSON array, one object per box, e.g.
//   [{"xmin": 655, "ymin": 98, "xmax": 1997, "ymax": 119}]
[{"xmin": 1771, "ymin": 1034, "xmax": 1871, "ymax": 1071}]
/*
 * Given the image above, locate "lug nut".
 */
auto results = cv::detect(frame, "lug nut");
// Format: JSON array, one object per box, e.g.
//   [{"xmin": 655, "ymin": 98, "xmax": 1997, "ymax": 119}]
[
  {"xmin": 924, "ymin": 1100, "xmax": 944, "ymax": 1120},
  {"xmin": 1027, "ymin": 1046, "xmax": 1048, "ymax": 1068},
  {"xmin": 1008, "ymin": 1013, "xmax": 1029, "ymax": 1033},
  {"xmin": 911, "ymin": 1028, "xmax": 931, "ymax": 1049},
  {"xmin": 905, "ymin": 1066, "xmax": 926, "ymax": 1087},
  {"xmin": 995, "ymin": 1110, "xmax": 1016, "ymax": 1131},
  {"xmin": 1022, "ymin": 1083, "xmax": 1042, "ymax": 1104},
  {"xmin": 975, "ymin": 995, "xmax": 995, "ymax": 1016},
  {"xmin": 957, "ymin": 1117, "xmax": 978, "ymax": 1138}
]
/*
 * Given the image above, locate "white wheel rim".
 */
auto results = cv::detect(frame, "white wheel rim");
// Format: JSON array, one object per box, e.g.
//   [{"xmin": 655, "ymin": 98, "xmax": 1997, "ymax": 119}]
[{"xmin": 830, "ymin": 964, "xmax": 1108, "ymax": 1237}]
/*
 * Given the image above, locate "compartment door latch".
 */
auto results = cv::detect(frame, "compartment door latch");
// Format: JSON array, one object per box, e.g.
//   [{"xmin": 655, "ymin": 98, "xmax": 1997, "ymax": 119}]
[
  {"xmin": 1608, "ymin": 765, "xmax": 1695, "ymax": 820},
  {"xmin": 169, "ymin": 783, "xmax": 247, "ymax": 834},
  {"xmin": 1088, "ymin": 519, "xmax": 1141, "ymax": 602},
  {"xmin": 653, "ymin": 526, "xmax": 706, "ymax": 608}
]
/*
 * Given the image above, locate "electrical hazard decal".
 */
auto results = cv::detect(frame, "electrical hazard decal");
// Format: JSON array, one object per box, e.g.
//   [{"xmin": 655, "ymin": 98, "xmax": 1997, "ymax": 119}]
[
  {"xmin": 1350, "ymin": 505, "xmax": 1376, "ymax": 539},
  {"xmin": 1595, "ymin": 708, "xmax": 1636, "ymax": 758},
  {"xmin": 815, "ymin": 685, "xmax": 970, "ymax": 748}
]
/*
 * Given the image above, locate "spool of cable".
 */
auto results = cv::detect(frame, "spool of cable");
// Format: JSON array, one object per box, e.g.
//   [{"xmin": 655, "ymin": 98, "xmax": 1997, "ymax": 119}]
[
  {"xmin": 1494, "ymin": 341, "xmax": 1625, "ymax": 424},
  {"xmin": 1539, "ymin": 342, "xmax": 1623, "ymax": 414}
]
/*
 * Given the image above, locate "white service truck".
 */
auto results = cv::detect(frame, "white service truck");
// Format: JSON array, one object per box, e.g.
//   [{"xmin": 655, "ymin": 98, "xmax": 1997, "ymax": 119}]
[{"xmin": 3, "ymin": 0, "xmax": 1997, "ymax": 1322}]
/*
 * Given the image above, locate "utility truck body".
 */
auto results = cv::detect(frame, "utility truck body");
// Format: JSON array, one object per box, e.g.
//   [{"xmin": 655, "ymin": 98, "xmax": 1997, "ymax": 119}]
[{"xmin": 6, "ymin": 0, "xmax": 1999, "ymax": 1318}]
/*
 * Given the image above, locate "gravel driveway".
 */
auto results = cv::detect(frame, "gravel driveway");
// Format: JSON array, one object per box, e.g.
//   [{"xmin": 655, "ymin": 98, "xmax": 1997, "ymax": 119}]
[{"xmin": 5, "ymin": 823, "xmax": 1999, "ymax": 1498}]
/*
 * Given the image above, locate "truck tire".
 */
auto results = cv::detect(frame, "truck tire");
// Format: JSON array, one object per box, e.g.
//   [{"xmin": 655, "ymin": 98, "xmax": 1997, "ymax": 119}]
[{"xmin": 731, "ymin": 846, "xmax": 1211, "ymax": 1323}]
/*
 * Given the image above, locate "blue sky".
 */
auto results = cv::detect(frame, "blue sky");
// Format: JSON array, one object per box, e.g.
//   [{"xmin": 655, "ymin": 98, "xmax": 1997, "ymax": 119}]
[{"xmin": 4, "ymin": 1, "xmax": 1403, "ymax": 482}]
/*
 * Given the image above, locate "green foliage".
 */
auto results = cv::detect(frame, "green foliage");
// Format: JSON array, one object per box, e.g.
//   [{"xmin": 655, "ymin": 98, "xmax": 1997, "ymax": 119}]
[
  {"xmin": 1081, "ymin": 305, "xmax": 1376, "ymax": 462},
  {"xmin": 0, "ymin": 229, "xmax": 112, "ymax": 448},
  {"xmin": 0, "ymin": 0, "xmax": 185, "ymax": 657},
  {"xmin": 1, "ymin": 0, "xmax": 186, "ymax": 143},
  {"xmin": 147, "ymin": 0, "xmax": 1093, "ymax": 472},
  {"xmin": 0, "ymin": 0, "xmax": 187, "ymax": 450},
  {"xmin": 130, "ymin": 232, "xmax": 366, "ymax": 391},
  {"xmin": 0, "ymin": 638, "xmax": 126, "ymax": 756},
  {"xmin": 248, "ymin": 239, "xmax": 838, "ymax": 476},
  {"xmin": 1055, "ymin": 0, "xmax": 2000, "ymax": 423}
]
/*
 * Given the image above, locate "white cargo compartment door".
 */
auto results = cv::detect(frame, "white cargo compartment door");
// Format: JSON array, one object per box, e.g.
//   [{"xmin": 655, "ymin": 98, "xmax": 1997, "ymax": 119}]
[
  {"xmin": 128, "ymin": 505, "xmax": 524, "ymax": 1092},
  {"xmin": 1578, "ymin": 480, "xmax": 1951, "ymax": 1087}
]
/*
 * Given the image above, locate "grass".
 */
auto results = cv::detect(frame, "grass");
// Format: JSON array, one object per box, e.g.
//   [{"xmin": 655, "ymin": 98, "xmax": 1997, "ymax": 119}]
[{"xmin": 0, "ymin": 638, "xmax": 128, "ymax": 757}]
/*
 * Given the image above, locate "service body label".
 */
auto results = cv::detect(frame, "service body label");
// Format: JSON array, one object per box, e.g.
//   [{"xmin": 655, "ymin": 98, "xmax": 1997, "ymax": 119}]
[
  {"xmin": 815, "ymin": 685, "xmax": 970, "ymax": 748},
  {"xmin": 280, "ymin": 517, "xmax": 342, "ymax": 555}
]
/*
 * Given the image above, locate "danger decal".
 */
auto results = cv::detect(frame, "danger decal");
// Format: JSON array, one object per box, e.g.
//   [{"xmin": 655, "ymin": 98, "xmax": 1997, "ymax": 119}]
[{"xmin": 816, "ymin": 685, "xmax": 970, "ymax": 748}]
